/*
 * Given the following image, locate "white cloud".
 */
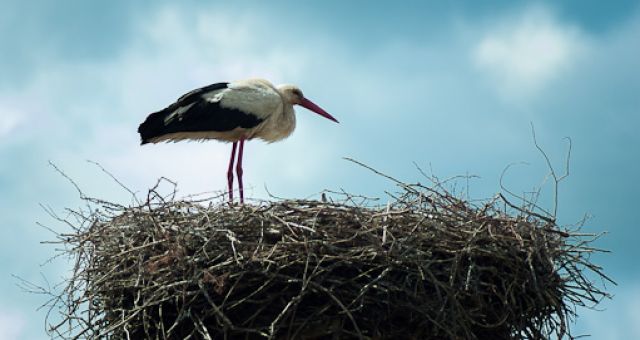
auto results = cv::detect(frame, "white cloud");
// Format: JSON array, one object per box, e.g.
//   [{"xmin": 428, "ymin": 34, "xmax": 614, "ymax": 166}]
[
  {"xmin": 124, "ymin": 5, "xmax": 307, "ymax": 86},
  {"xmin": 0, "ymin": 103, "xmax": 21, "ymax": 139},
  {"xmin": 473, "ymin": 6, "xmax": 587, "ymax": 99},
  {"xmin": 627, "ymin": 287, "xmax": 640, "ymax": 338},
  {"xmin": 575, "ymin": 284, "xmax": 640, "ymax": 340},
  {"xmin": 0, "ymin": 310, "xmax": 26, "ymax": 340}
]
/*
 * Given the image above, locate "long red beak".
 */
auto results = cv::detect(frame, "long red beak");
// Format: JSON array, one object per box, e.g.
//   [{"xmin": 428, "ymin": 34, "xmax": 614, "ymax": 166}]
[{"xmin": 299, "ymin": 98, "xmax": 339, "ymax": 123}]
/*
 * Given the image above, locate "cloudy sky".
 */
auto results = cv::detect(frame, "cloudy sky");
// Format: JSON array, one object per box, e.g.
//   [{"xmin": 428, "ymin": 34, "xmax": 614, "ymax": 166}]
[{"xmin": 1, "ymin": 1, "xmax": 639, "ymax": 338}]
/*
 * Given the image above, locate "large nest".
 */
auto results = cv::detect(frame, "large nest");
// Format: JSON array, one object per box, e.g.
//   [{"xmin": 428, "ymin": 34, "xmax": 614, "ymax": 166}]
[{"xmin": 45, "ymin": 177, "xmax": 611, "ymax": 339}]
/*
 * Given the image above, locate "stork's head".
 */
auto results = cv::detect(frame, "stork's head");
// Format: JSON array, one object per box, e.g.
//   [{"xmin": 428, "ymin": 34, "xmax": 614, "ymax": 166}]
[{"xmin": 278, "ymin": 84, "xmax": 339, "ymax": 123}]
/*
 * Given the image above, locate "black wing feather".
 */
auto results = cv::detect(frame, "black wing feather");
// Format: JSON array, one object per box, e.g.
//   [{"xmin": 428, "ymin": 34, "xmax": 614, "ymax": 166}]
[{"xmin": 138, "ymin": 82, "xmax": 264, "ymax": 144}]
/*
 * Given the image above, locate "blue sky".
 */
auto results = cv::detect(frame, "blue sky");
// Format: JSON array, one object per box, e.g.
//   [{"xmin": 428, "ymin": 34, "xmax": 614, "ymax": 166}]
[{"xmin": 1, "ymin": 1, "xmax": 639, "ymax": 338}]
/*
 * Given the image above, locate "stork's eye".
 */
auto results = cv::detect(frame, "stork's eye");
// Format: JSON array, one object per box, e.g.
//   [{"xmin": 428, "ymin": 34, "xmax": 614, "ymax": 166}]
[{"xmin": 292, "ymin": 89, "xmax": 303, "ymax": 98}]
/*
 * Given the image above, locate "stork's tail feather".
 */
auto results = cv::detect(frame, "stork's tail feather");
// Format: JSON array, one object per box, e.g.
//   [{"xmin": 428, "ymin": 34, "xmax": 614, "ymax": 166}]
[{"xmin": 138, "ymin": 110, "xmax": 166, "ymax": 145}]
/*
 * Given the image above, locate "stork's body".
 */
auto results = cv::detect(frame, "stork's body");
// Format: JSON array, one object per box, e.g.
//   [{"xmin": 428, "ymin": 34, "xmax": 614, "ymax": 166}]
[{"xmin": 138, "ymin": 78, "xmax": 338, "ymax": 203}]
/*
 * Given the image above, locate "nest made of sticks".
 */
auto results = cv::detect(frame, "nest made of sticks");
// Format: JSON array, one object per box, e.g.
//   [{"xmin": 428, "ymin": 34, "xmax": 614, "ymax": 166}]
[{"xmin": 44, "ymin": 178, "xmax": 612, "ymax": 340}]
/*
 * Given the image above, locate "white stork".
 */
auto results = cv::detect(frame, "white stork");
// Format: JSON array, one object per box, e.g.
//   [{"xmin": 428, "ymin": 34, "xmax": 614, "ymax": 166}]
[{"xmin": 138, "ymin": 78, "xmax": 338, "ymax": 203}]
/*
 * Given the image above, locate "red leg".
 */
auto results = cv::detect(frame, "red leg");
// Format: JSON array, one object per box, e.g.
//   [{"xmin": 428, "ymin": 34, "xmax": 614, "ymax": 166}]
[
  {"xmin": 236, "ymin": 139, "xmax": 245, "ymax": 204},
  {"xmin": 227, "ymin": 142, "xmax": 238, "ymax": 203}
]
